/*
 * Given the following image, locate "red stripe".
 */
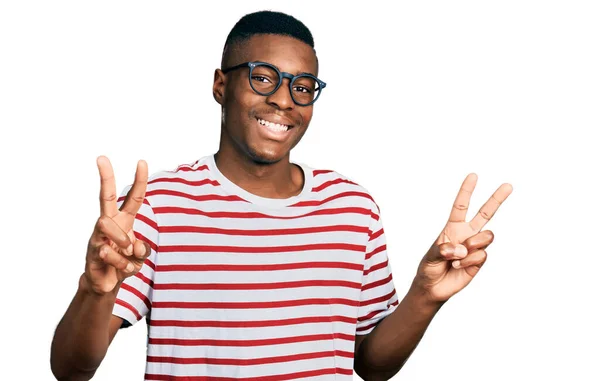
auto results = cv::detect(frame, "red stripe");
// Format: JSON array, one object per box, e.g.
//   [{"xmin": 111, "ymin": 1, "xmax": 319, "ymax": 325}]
[
  {"xmin": 365, "ymin": 244, "xmax": 386, "ymax": 260},
  {"xmin": 175, "ymin": 164, "xmax": 209, "ymax": 172},
  {"xmin": 158, "ymin": 224, "xmax": 368, "ymax": 236},
  {"xmin": 145, "ymin": 367, "xmax": 353, "ymax": 381},
  {"xmin": 313, "ymin": 169, "xmax": 333, "ymax": 176},
  {"xmin": 154, "ymin": 279, "xmax": 362, "ymax": 291},
  {"xmin": 135, "ymin": 271, "xmax": 154, "ymax": 287},
  {"xmin": 149, "ymin": 333, "xmax": 355, "ymax": 347},
  {"xmin": 291, "ymin": 191, "xmax": 374, "ymax": 207},
  {"xmin": 369, "ymin": 228, "xmax": 384, "ymax": 241},
  {"xmin": 312, "ymin": 178, "xmax": 358, "ymax": 192},
  {"xmin": 159, "ymin": 243, "xmax": 365, "ymax": 254},
  {"xmin": 120, "ymin": 283, "xmax": 151, "ymax": 310},
  {"xmin": 360, "ymin": 289, "xmax": 396, "ymax": 307},
  {"xmin": 149, "ymin": 315, "xmax": 357, "ymax": 328},
  {"xmin": 356, "ymin": 320, "xmax": 379, "ymax": 333},
  {"xmin": 148, "ymin": 177, "xmax": 219, "ymax": 187},
  {"xmin": 115, "ymin": 298, "xmax": 142, "ymax": 320},
  {"xmin": 358, "ymin": 308, "xmax": 387, "ymax": 322},
  {"xmin": 146, "ymin": 189, "xmax": 247, "ymax": 203},
  {"xmin": 153, "ymin": 298, "xmax": 360, "ymax": 310},
  {"xmin": 135, "ymin": 213, "xmax": 158, "ymax": 231},
  {"xmin": 157, "ymin": 261, "xmax": 364, "ymax": 273},
  {"xmin": 146, "ymin": 350, "xmax": 354, "ymax": 366},
  {"xmin": 144, "ymin": 258, "xmax": 156, "ymax": 271},
  {"xmin": 361, "ymin": 273, "xmax": 393, "ymax": 292},
  {"xmin": 153, "ymin": 206, "xmax": 377, "ymax": 220},
  {"xmin": 364, "ymin": 259, "xmax": 389, "ymax": 276}
]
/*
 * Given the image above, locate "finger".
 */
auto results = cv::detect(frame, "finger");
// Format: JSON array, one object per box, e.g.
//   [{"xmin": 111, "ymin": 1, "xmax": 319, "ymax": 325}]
[
  {"xmin": 428, "ymin": 242, "xmax": 468, "ymax": 262},
  {"xmin": 97, "ymin": 156, "xmax": 119, "ymax": 217},
  {"xmin": 120, "ymin": 160, "xmax": 148, "ymax": 217},
  {"xmin": 133, "ymin": 239, "xmax": 151, "ymax": 260},
  {"xmin": 448, "ymin": 173, "xmax": 478, "ymax": 222},
  {"xmin": 463, "ymin": 230, "xmax": 494, "ymax": 252},
  {"xmin": 98, "ymin": 244, "xmax": 135, "ymax": 273},
  {"xmin": 469, "ymin": 183, "xmax": 513, "ymax": 231},
  {"xmin": 452, "ymin": 249, "xmax": 487, "ymax": 271},
  {"xmin": 93, "ymin": 216, "xmax": 133, "ymax": 254}
]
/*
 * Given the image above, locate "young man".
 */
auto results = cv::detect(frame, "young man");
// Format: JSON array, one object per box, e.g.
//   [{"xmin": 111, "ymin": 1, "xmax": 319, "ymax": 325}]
[{"xmin": 50, "ymin": 11, "xmax": 512, "ymax": 381}]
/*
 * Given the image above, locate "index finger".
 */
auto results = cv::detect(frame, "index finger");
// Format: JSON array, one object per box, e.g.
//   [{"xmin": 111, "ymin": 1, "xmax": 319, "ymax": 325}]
[
  {"xmin": 120, "ymin": 160, "xmax": 148, "ymax": 217},
  {"xmin": 97, "ymin": 156, "xmax": 118, "ymax": 217},
  {"xmin": 469, "ymin": 183, "xmax": 513, "ymax": 231}
]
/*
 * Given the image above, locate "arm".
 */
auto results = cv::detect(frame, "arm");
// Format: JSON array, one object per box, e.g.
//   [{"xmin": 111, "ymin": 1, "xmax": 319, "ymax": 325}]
[
  {"xmin": 50, "ymin": 275, "xmax": 124, "ymax": 381},
  {"xmin": 354, "ymin": 284, "xmax": 442, "ymax": 380},
  {"xmin": 50, "ymin": 157, "xmax": 152, "ymax": 380},
  {"xmin": 354, "ymin": 174, "xmax": 512, "ymax": 379}
]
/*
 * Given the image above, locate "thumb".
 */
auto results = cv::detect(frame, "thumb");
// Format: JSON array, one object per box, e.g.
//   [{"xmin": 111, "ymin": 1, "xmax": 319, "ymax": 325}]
[
  {"xmin": 132, "ymin": 239, "xmax": 151, "ymax": 261},
  {"xmin": 425, "ymin": 241, "xmax": 468, "ymax": 264}
]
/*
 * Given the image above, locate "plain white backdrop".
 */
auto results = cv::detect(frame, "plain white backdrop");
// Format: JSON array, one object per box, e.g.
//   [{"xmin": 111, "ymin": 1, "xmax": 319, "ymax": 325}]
[{"xmin": 1, "ymin": 1, "xmax": 599, "ymax": 380}]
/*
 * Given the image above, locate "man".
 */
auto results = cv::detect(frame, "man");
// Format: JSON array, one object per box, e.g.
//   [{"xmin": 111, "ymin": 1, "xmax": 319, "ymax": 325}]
[{"xmin": 50, "ymin": 10, "xmax": 512, "ymax": 381}]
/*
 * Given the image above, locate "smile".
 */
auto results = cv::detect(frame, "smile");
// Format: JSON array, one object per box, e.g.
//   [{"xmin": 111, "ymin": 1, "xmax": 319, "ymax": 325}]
[{"xmin": 256, "ymin": 118, "xmax": 293, "ymax": 132}]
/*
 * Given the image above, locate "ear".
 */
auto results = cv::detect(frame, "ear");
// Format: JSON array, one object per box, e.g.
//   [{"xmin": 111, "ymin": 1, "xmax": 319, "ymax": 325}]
[{"xmin": 213, "ymin": 69, "xmax": 226, "ymax": 105}]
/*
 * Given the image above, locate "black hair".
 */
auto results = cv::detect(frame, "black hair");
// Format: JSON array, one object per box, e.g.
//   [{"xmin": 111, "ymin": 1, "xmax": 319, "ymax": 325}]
[{"xmin": 221, "ymin": 10, "xmax": 315, "ymax": 68}]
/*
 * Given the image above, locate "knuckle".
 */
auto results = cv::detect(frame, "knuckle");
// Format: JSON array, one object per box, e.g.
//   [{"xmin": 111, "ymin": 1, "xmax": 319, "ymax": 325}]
[
  {"xmin": 97, "ymin": 216, "xmax": 111, "ymax": 231},
  {"xmin": 453, "ymin": 202, "xmax": 469, "ymax": 211},
  {"xmin": 479, "ymin": 209, "xmax": 494, "ymax": 220},
  {"xmin": 117, "ymin": 257, "xmax": 128, "ymax": 269},
  {"xmin": 101, "ymin": 192, "xmax": 117, "ymax": 203}
]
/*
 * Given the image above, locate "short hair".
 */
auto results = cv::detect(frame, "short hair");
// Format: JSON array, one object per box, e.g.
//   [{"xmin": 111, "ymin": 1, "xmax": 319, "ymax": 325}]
[{"xmin": 221, "ymin": 10, "xmax": 315, "ymax": 68}]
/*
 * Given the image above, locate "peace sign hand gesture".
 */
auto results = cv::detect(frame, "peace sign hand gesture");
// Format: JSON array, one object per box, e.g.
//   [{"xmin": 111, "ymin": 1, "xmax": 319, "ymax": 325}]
[
  {"xmin": 83, "ymin": 156, "xmax": 152, "ymax": 295},
  {"xmin": 415, "ymin": 174, "xmax": 512, "ymax": 303}
]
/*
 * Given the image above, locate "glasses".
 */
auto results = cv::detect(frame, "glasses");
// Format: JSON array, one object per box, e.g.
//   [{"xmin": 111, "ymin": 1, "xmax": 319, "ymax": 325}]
[{"xmin": 221, "ymin": 61, "xmax": 326, "ymax": 106}]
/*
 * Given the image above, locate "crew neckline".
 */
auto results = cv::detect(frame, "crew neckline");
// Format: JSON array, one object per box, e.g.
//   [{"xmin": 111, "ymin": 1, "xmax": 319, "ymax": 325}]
[{"xmin": 206, "ymin": 154, "xmax": 313, "ymax": 208}]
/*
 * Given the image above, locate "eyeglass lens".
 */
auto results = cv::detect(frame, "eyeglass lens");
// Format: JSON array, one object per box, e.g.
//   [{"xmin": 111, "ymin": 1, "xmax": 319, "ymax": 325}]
[{"xmin": 250, "ymin": 64, "xmax": 321, "ymax": 105}]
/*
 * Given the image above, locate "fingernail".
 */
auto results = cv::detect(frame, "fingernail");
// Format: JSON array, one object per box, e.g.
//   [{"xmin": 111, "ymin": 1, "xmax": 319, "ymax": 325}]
[
  {"xmin": 126, "ymin": 262, "xmax": 134, "ymax": 273},
  {"xmin": 452, "ymin": 260, "xmax": 461, "ymax": 269},
  {"xmin": 127, "ymin": 244, "xmax": 133, "ymax": 256},
  {"xmin": 456, "ymin": 245, "xmax": 468, "ymax": 257}
]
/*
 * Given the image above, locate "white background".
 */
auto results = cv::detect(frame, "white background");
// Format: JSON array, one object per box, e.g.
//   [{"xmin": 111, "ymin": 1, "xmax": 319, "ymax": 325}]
[{"xmin": 1, "ymin": 1, "xmax": 599, "ymax": 380}]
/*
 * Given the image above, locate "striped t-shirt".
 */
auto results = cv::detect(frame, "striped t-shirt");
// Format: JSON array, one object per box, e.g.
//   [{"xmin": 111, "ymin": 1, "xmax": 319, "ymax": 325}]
[{"xmin": 113, "ymin": 154, "xmax": 398, "ymax": 380}]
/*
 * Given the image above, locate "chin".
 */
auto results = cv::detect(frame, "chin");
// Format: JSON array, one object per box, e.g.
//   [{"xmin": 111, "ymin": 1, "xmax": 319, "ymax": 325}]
[{"xmin": 246, "ymin": 146, "xmax": 287, "ymax": 165}]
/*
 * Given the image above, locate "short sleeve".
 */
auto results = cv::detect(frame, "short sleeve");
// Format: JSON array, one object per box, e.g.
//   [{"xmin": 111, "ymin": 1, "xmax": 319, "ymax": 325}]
[
  {"xmin": 111, "ymin": 185, "xmax": 159, "ymax": 326},
  {"xmin": 356, "ymin": 210, "xmax": 399, "ymax": 335}
]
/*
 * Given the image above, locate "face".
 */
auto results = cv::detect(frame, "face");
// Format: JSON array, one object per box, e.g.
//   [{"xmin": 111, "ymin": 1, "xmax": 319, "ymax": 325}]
[{"xmin": 213, "ymin": 34, "xmax": 318, "ymax": 164}]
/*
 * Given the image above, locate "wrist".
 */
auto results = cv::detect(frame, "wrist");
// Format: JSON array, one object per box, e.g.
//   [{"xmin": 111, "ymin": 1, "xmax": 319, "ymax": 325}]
[
  {"xmin": 79, "ymin": 273, "xmax": 121, "ymax": 299},
  {"xmin": 408, "ymin": 279, "xmax": 446, "ymax": 312}
]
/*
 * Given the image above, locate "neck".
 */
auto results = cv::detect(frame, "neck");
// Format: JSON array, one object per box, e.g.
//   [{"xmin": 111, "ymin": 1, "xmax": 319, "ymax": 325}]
[{"xmin": 214, "ymin": 139, "xmax": 304, "ymax": 200}]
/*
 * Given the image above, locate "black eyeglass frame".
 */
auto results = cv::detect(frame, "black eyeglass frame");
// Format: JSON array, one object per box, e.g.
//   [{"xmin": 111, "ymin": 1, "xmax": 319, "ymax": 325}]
[{"xmin": 221, "ymin": 61, "xmax": 326, "ymax": 106}]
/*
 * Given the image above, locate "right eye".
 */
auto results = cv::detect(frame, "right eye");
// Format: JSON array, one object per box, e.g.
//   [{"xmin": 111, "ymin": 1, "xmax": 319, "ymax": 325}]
[{"xmin": 251, "ymin": 76, "xmax": 271, "ymax": 83}]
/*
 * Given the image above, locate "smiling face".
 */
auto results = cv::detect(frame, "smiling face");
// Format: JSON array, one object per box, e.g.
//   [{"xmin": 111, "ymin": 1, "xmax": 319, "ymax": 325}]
[{"xmin": 213, "ymin": 34, "xmax": 318, "ymax": 164}]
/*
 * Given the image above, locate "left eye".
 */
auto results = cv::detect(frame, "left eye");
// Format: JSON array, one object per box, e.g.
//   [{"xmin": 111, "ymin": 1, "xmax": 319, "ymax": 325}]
[{"xmin": 293, "ymin": 86, "xmax": 311, "ymax": 93}]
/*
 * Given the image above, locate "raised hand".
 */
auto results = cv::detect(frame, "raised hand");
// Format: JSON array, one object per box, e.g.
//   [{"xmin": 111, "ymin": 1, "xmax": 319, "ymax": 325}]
[
  {"xmin": 415, "ymin": 173, "xmax": 512, "ymax": 303},
  {"xmin": 83, "ymin": 156, "xmax": 151, "ymax": 295}
]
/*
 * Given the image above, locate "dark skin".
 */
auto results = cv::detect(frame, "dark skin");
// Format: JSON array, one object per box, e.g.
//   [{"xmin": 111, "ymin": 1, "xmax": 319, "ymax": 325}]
[
  {"xmin": 212, "ymin": 34, "xmax": 316, "ymax": 199},
  {"xmin": 50, "ymin": 33, "xmax": 512, "ymax": 381}
]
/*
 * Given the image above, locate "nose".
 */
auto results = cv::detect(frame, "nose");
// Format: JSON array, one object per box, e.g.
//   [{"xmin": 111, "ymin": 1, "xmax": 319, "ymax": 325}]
[{"xmin": 266, "ymin": 78, "xmax": 295, "ymax": 111}]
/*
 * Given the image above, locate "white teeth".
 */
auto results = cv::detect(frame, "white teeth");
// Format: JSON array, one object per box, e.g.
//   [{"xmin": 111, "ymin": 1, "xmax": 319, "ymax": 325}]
[{"xmin": 258, "ymin": 118, "xmax": 290, "ymax": 132}]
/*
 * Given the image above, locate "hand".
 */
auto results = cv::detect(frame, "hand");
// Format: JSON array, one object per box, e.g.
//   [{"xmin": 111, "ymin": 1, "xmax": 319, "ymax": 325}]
[
  {"xmin": 414, "ymin": 173, "xmax": 512, "ymax": 303},
  {"xmin": 83, "ymin": 156, "xmax": 151, "ymax": 295}
]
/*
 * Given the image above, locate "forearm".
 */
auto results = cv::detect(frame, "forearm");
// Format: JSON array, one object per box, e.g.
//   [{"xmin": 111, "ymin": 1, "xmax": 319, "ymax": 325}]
[
  {"xmin": 50, "ymin": 274, "xmax": 120, "ymax": 380},
  {"xmin": 355, "ymin": 282, "xmax": 443, "ymax": 379}
]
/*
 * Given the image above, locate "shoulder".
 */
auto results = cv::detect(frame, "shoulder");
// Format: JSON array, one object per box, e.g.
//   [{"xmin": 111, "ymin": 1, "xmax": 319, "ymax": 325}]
[
  {"xmin": 307, "ymin": 165, "xmax": 381, "ymax": 215},
  {"xmin": 143, "ymin": 156, "xmax": 213, "ymax": 202}
]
